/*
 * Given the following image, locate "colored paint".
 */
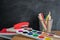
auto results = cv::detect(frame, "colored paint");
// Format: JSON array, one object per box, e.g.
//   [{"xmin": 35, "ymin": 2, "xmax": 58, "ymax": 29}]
[
  {"xmin": 18, "ymin": 30, "xmax": 23, "ymax": 32},
  {"xmin": 33, "ymin": 33, "xmax": 38, "ymax": 37},
  {"xmin": 39, "ymin": 36, "xmax": 44, "ymax": 38},
  {"xmin": 45, "ymin": 37, "xmax": 51, "ymax": 40},
  {"xmin": 37, "ymin": 31, "xmax": 41, "ymax": 34},
  {"xmin": 48, "ymin": 34, "xmax": 53, "ymax": 36},
  {"xmin": 23, "ymin": 31, "xmax": 28, "ymax": 34},
  {"xmin": 28, "ymin": 32, "xmax": 33, "ymax": 35},
  {"xmin": 32, "ymin": 30, "xmax": 37, "ymax": 32}
]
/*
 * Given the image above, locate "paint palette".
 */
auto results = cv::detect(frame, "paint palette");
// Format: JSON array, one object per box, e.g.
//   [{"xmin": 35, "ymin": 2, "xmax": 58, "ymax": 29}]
[{"xmin": 16, "ymin": 28, "xmax": 48, "ymax": 40}]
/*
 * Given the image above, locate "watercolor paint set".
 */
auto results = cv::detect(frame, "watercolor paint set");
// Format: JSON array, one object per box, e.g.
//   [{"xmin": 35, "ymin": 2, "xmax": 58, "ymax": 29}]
[{"xmin": 16, "ymin": 27, "xmax": 52, "ymax": 40}]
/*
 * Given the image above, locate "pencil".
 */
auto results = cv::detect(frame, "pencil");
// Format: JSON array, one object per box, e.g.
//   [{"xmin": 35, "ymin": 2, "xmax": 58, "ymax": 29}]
[{"xmin": 38, "ymin": 13, "xmax": 47, "ymax": 31}]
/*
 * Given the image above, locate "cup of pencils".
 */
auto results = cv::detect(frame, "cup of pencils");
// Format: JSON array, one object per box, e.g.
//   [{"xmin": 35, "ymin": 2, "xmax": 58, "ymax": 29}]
[
  {"xmin": 38, "ymin": 11, "xmax": 53, "ymax": 33},
  {"xmin": 47, "ymin": 19, "xmax": 53, "ymax": 33}
]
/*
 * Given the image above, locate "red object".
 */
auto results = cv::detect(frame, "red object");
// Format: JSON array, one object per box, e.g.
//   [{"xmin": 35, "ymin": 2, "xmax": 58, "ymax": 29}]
[
  {"xmin": 14, "ymin": 22, "xmax": 29, "ymax": 29},
  {"xmin": 0, "ymin": 28, "xmax": 7, "ymax": 33},
  {"xmin": 48, "ymin": 34, "xmax": 53, "ymax": 36},
  {"xmin": 39, "ymin": 35, "xmax": 44, "ymax": 38},
  {"xmin": 0, "ymin": 28, "xmax": 15, "ymax": 33}
]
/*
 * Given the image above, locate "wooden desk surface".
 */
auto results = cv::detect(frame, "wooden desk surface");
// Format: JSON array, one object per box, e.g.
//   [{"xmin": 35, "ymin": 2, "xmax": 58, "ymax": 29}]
[
  {"xmin": 11, "ymin": 31, "xmax": 60, "ymax": 40},
  {"xmin": 52, "ymin": 31, "xmax": 60, "ymax": 36},
  {"xmin": 11, "ymin": 35, "xmax": 35, "ymax": 40},
  {"xmin": 51, "ymin": 31, "xmax": 60, "ymax": 40}
]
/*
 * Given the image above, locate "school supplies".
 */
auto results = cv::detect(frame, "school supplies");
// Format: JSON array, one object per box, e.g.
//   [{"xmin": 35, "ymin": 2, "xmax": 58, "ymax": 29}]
[
  {"xmin": 16, "ymin": 27, "xmax": 53, "ymax": 40},
  {"xmin": 14, "ymin": 22, "xmax": 29, "ymax": 29},
  {"xmin": 38, "ymin": 11, "xmax": 53, "ymax": 33},
  {"xmin": 38, "ymin": 13, "xmax": 47, "ymax": 31}
]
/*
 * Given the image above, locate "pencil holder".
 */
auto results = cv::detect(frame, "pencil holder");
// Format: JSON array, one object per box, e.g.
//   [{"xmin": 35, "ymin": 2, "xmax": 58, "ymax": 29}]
[
  {"xmin": 47, "ymin": 19, "xmax": 53, "ymax": 33},
  {"xmin": 39, "ymin": 19, "xmax": 53, "ymax": 33}
]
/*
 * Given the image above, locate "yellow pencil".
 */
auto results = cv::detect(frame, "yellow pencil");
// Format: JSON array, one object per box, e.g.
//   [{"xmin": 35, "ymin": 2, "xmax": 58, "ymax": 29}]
[{"xmin": 45, "ymin": 11, "xmax": 51, "ymax": 26}]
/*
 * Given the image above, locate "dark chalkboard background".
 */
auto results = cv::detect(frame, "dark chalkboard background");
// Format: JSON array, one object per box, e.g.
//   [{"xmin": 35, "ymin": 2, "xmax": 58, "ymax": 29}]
[{"xmin": 0, "ymin": 0, "xmax": 60, "ymax": 30}]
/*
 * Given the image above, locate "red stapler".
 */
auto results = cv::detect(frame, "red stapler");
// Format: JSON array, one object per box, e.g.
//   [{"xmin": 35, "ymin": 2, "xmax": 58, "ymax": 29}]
[{"xmin": 14, "ymin": 22, "xmax": 29, "ymax": 29}]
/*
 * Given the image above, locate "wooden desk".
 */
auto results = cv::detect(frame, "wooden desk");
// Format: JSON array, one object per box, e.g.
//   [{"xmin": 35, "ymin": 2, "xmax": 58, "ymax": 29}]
[
  {"xmin": 52, "ymin": 31, "xmax": 60, "ymax": 36},
  {"xmin": 11, "ymin": 31, "xmax": 60, "ymax": 40},
  {"xmin": 51, "ymin": 31, "xmax": 60, "ymax": 40},
  {"xmin": 11, "ymin": 35, "xmax": 35, "ymax": 40}
]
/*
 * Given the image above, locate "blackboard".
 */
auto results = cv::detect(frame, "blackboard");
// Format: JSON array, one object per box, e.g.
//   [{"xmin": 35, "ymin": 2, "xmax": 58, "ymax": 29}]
[{"xmin": 0, "ymin": 0, "xmax": 60, "ymax": 30}]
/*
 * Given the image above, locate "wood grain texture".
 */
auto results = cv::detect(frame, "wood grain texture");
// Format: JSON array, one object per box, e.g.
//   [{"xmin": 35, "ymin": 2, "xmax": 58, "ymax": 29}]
[{"xmin": 11, "ymin": 35, "xmax": 35, "ymax": 40}]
